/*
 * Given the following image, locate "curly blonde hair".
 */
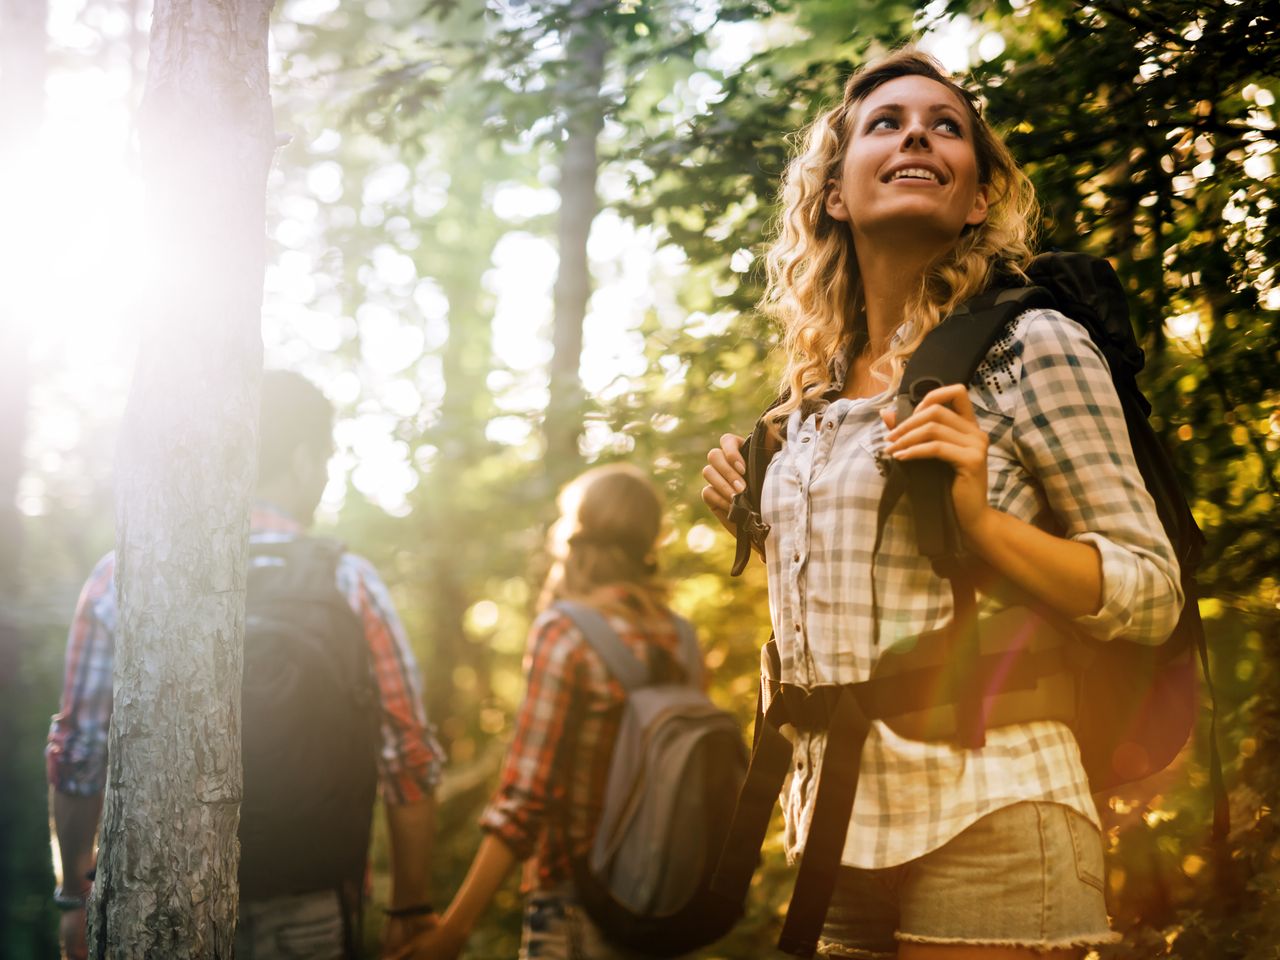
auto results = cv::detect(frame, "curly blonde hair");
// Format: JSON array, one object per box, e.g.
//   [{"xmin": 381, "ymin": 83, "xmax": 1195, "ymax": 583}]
[
  {"xmin": 761, "ymin": 49, "xmax": 1039, "ymax": 432},
  {"xmin": 539, "ymin": 463, "xmax": 670, "ymax": 625}
]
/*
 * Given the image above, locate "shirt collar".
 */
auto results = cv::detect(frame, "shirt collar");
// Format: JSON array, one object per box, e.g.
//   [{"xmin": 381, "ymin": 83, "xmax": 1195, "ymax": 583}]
[{"xmin": 251, "ymin": 500, "xmax": 305, "ymax": 535}]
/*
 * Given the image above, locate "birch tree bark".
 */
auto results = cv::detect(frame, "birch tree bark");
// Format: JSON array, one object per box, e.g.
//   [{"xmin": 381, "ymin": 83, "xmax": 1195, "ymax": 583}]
[
  {"xmin": 545, "ymin": 0, "xmax": 608, "ymax": 485},
  {"xmin": 89, "ymin": 0, "xmax": 275, "ymax": 956}
]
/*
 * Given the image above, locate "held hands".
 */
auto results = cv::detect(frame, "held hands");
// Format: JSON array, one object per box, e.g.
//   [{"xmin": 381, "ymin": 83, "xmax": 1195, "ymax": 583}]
[
  {"xmin": 385, "ymin": 915, "xmax": 466, "ymax": 960},
  {"xmin": 380, "ymin": 912, "xmax": 440, "ymax": 959},
  {"xmin": 882, "ymin": 383, "xmax": 993, "ymax": 537},
  {"xmin": 700, "ymin": 433, "xmax": 746, "ymax": 532}
]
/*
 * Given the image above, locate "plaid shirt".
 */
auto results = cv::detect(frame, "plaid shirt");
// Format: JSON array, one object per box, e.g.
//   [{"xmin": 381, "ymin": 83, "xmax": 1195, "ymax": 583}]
[
  {"xmin": 763, "ymin": 309, "xmax": 1183, "ymax": 869},
  {"xmin": 479, "ymin": 594, "xmax": 687, "ymax": 891},
  {"xmin": 45, "ymin": 503, "xmax": 443, "ymax": 804}
]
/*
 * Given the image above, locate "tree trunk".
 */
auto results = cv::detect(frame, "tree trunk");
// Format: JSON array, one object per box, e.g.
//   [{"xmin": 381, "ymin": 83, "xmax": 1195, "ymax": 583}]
[
  {"xmin": 90, "ymin": 1, "xmax": 275, "ymax": 956},
  {"xmin": 545, "ymin": 0, "xmax": 608, "ymax": 486}
]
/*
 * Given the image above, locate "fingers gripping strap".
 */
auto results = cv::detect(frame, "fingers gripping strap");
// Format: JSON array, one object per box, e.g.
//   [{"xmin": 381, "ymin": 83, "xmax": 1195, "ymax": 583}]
[
  {"xmin": 552, "ymin": 600, "xmax": 649, "ymax": 691},
  {"xmin": 778, "ymin": 688, "xmax": 872, "ymax": 957}
]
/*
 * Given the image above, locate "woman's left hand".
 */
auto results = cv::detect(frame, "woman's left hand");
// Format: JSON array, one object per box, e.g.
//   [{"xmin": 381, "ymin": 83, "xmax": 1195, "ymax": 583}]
[
  {"xmin": 882, "ymin": 383, "xmax": 993, "ymax": 536},
  {"xmin": 385, "ymin": 917, "xmax": 466, "ymax": 960}
]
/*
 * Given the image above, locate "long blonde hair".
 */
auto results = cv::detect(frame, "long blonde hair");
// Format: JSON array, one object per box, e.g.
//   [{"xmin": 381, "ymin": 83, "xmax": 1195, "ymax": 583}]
[
  {"xmin": 539, "ymin": 463, "xmax": 669, "ymax": 623},
  {"xmin": 761, "ymin": 49, "xmax": 1039, "ymax": 432}
]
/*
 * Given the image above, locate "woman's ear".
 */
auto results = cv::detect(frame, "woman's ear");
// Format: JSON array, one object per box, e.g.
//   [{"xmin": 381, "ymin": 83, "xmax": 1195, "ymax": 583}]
[
  {"xmin": 965, "ymin": 183, "xmax": 990, "ymax": 227},
  {"xmin": 825, "ymin": 179, "xmax": 850, "ymax": 223}
]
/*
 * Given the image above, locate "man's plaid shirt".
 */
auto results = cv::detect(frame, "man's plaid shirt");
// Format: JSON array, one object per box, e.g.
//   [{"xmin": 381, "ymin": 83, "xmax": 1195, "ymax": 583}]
[
  {"xmin": 762, "ymin": 309, "xmax": 1183, "ymax": 870},
  {"xmin": 479, "ymin": 593, "xmax": 688, "ymax": 891},
  {"xmin": 45, "ymin": 503, "xmax": 444, "ymax": 804}
]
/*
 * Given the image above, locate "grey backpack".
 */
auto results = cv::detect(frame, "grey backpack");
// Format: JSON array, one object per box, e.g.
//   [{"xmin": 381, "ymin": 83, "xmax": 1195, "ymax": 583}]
[{"xmin": 553, "ymin": 601, "xmax": 748, "ymax": 957}]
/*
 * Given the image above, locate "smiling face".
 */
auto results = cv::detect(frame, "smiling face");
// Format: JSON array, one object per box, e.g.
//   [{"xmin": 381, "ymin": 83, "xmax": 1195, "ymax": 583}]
[{"xmin": 825, "ymin": 74, "xmax": 990, "ymax": 247}]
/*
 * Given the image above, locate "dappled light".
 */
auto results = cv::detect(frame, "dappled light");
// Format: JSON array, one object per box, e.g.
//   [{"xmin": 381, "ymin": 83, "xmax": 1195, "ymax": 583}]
[{"xmin": 3, "ymin": 1, "xmax": 1279, "ymax": 959}]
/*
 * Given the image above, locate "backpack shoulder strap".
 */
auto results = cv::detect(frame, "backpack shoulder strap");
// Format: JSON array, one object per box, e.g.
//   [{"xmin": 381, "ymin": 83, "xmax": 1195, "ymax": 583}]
[
  {"xmin": 671, "ymin": 614, "xmax": 703, "ymax": 689},
  {"xmin": 895, "ymin": 285, "xmax": 1055, "ymax": 567},
  {"xmin": 553, "ymin": 600, "xmax": 649, "ymax": 692},
  {"xmin": 728, "ymin": 408, "xmax": 784, "ymax": 577}
]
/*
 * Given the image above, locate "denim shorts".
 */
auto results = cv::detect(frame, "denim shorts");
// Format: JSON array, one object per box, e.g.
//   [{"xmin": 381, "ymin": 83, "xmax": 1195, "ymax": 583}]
[
  {"xmin": 817, "ymin": 802, "xmax": 1121, "ymax": 958},
  {"xmin": 520, "ymin": 888, "xmax": 646, "ymax": 960},
  {"xmin": 234, "ymin": 890, "xmax": 346, "ymax": 960}
]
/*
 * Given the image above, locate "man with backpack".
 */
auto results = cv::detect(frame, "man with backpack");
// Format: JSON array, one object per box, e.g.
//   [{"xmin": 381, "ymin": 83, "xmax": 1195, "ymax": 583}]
[{"xmin": 46, "ymin": 370, "xmax": 444, "ymax": 960}]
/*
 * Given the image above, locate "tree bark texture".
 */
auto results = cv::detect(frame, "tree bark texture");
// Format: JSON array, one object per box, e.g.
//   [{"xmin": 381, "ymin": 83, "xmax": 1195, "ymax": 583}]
[
  {"xmin": 545, "ymin": 0, "xmax": 608, "ymax": 485},
  {"xmin": 90, "ymin": 1, "xmax": 275, "ymax": 956}
]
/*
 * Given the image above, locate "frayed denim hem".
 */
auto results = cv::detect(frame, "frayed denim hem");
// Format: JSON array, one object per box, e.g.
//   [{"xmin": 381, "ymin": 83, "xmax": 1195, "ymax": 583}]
[
  {"xmin": 896, "ymin": 930, "xmax": 1124, "ymax": 949},
  {"xmin": 816, "ymin": 944, "xmax": 896, "ymax": 960}
]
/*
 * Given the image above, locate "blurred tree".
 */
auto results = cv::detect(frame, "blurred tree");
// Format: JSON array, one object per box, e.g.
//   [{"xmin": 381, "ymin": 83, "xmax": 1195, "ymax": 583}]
[{"xmin": 89, "ymin": 0, "xmax": 274, "ymax": 954}]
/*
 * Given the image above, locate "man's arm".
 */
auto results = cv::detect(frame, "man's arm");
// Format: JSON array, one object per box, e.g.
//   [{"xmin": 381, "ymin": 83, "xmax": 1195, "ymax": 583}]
[
  {"xmin": 51, "ymin": 789, "xmax": 102, "ymax": 895},
  {"xmin": 386, "ymin": 795, "xmax": 436, "ymax": 910},
  {"xmin": 46, "ymin": 555, "xmax": 116, "ymax": 960},
  {"xmin": 49, "ymin": 789, "xmax": 102, "ymax": 960}
]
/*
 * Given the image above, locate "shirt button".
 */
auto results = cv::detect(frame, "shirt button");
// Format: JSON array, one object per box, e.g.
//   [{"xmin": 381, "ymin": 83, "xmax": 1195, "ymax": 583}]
[
  {"xmin": 801, "ymin": 436, "xmax": 811, "ymax": 443},
  {"xmin": 792, "ymin": 552, "xmax": 800, "ymax": 562},
  {"xmin": 794, "ymin": 623, "xmax": 801, "ymax": 633}
]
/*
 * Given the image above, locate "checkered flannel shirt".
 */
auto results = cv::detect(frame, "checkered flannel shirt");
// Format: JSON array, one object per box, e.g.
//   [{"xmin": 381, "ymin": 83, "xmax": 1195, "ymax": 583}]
[
  {"xmin": 762, "ymin": 308, "xmax": 1183, "ymax": 869},
  {"xmin": 479, "ymin": 594, "xmax": 688, "ymax": 891},
  {"xmin": 45, "ymin": 503, "xmax": 444, "ymax": 804}
]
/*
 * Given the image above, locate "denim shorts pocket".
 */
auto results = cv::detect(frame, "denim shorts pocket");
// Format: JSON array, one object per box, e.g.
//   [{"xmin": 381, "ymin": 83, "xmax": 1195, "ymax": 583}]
[{"xmin": 1063, "ymin": 807, "xmax": 1106, "ymax": 893}]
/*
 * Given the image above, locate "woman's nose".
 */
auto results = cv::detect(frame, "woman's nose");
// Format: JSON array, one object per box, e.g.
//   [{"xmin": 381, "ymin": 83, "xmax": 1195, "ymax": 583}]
[{"xmin": 901, "ymin": 121, "xmax": 930, "ymax": 149}]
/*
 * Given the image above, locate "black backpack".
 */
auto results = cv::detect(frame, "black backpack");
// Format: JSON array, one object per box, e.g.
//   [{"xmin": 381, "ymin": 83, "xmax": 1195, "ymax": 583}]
[
  {"xmin": 711, "ymin": 252, "xmax": 1224, "ymax": 957},
  {"xmin": 238, "ymin": 536, "xmax": 380, "ymax": 912}
]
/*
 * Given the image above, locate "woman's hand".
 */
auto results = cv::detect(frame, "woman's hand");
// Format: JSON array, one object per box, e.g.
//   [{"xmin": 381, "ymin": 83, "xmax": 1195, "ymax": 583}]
[
  {"xmin": 381, "ymin": 913, "xmax": 438, "ymax": 958},
  {"xmin": 883, "ymin": 384, "xmax": 992, "ymax": 537},
  {"xmin": 701, "ymin": 433, "xmax": 747, "ymax": 534},
  {"xmin": 386, "ymin": 916, "xmax": 466, "ymax": 960}
]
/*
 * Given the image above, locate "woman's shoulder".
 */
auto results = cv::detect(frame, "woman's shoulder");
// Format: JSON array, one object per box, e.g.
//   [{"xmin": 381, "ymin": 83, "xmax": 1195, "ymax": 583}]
[{"xmin": 972, "ymin": 306, "xmax": 1109, "ymax": 406}]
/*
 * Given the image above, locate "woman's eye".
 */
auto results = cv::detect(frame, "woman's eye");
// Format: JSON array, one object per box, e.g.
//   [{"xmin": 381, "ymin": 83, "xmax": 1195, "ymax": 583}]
[
  {"xmin": 869, "ymin": 116, "xmax": 897, "ymax": 131},
  {"xmin": 936, "ymin": 117, "xmax": 963, "ymax": 135}
]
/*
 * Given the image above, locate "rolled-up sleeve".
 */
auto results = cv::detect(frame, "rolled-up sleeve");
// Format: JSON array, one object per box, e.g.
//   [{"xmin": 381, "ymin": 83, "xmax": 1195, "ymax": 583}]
[
  {"xmin": 339, "ymin": 553, "xmax": 445, "ymax": 803},
  {"xmin": 1012, "ymin": 311, "xmax": 1183, "ymax": 643},
  {"xmin": 46, "ymin": 555, "xmax": 117, "ymax": 796},
  {"xmin": 479, "ymin": 613, "xmax": 584, "ymax": 859}
]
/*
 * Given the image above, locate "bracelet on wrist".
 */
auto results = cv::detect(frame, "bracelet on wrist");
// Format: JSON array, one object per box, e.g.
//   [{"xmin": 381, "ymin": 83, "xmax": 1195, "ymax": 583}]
[
  {"xmin": 53, "ymin": 887, "xmax": 89, "ymax": 912},
  {"xmin": 383, "ymin": 902, "xmax": 434, "ymax": 918}
]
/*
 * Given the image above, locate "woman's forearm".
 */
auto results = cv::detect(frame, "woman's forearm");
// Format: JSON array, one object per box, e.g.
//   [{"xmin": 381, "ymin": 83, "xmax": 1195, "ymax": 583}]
[
  {"xmin": 441, "ymin": 833, "xmax": 519, "ymax": 937},
  {"xmin": 966, "ymin": 505, "xmax": 1104, "ymax": 620}
]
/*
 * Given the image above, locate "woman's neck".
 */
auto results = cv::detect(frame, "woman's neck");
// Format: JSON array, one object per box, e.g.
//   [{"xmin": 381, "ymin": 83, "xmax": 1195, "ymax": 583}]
[{"xmin": 855, "ymin": 242, "xmax": 936, "ymax": 353}]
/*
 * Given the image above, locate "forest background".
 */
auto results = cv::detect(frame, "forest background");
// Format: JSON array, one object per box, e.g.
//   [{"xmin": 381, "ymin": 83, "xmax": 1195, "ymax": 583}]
[{"xmin": 0, "ymin": 0, "xmax": 1277, "ymax": 957}]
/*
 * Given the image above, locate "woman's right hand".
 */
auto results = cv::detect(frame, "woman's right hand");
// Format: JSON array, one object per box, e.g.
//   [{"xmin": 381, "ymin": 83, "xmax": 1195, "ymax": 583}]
[{"xmin": 701, "ymin": 434, "xmax": 747, "ymax": 533}]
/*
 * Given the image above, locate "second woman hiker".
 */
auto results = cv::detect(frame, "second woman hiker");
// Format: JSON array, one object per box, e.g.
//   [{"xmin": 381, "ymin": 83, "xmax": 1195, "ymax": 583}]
[{"xmin": 393, "ymin": 464, "xmax": 699, "ymax": 960}]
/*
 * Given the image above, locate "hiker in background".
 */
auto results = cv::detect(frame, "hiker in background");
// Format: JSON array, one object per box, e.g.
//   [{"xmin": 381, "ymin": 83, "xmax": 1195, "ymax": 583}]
[
  {"xmin": 393, "ymin": 464, "xmax": 704, "ymax": 960},
  {"xmin": 701, "ymin": 50, "xmax": 1182, "ymax": 959},
  {"xmin": 47, "ymin": 370, "xmax": 444, "ymax": 960}
]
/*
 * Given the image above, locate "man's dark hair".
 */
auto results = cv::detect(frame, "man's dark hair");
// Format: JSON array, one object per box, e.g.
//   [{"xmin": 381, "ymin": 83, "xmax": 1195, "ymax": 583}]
[{"xmin": 258, "ymin": 371, "xmax": 334, "ymax": 483}]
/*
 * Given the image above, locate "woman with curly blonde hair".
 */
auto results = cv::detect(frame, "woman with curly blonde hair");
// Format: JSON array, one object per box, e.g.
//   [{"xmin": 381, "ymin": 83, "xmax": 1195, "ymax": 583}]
[{"xmin": 702, "ymin": 49, "xmax": 1181, "ymax": 959}]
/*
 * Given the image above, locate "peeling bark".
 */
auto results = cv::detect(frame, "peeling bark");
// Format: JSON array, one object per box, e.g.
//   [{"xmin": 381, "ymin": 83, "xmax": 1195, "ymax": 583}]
[{"xmin": 90, "ymin": 1, "xmax": 275, "ymax": 956}]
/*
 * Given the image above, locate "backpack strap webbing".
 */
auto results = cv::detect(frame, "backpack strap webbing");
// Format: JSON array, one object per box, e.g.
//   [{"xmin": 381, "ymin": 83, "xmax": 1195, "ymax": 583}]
[
  {"xmin": 554, "ymin": 601, "xmax": 649, "ymax": 692},
  {"xmin": 712, "ymin": 639, "xmax": 1071, "ymax": 957},
  {"xmin": 672, "ymin": 615, "xmax": 703, "ymax": 689},
  {"xmin": 883, "ymin": 285, "xmax": 1055, "ymax": 749},
  {"xmin": 729, "ymin": 402, "xmax": 786, "ymax": 578}
]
